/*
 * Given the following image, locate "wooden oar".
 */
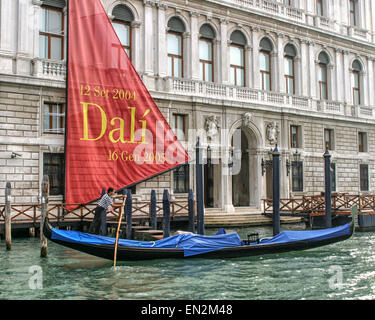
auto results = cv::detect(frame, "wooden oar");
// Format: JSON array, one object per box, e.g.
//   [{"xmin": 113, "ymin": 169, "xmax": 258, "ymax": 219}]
[{"xmin": 113, "ymin": 195, "xmax": 127, "ymax": 268}]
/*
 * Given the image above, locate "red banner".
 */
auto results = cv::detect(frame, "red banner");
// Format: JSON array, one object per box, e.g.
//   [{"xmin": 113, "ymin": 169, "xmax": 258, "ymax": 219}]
[{"xmin": 65, "ymin": 0, "xmax": 189, "ymax": 205}]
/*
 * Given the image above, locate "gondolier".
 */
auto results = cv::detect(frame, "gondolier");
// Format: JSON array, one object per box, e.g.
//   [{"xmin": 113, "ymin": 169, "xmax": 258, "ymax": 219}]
[{"xmin": 89, "ymin": 187, "xmax": 116, "ymax": 236}]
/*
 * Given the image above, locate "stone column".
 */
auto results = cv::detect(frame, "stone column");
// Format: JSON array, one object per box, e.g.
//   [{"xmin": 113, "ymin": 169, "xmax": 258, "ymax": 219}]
[
  {"xmin": 334, "ymin": 48, "xmax": 343, "ymax": 101},
  {"xmin": 131, "ymin": 21, "xmax": 142, "ymax": 72},
  {"xmin": 245, "ymin": 45, "xmax": 253, "ymax": 88},
  {"xmin": 251, "ymin": 26, "xmax": 260, "ymax": 89},
  {"xmin": 300, "ymin": 39, "xmax": 308, "ymax": 96},
  {"xmin": 307, "ymin": 41, "xmax": 316, "ymax": 98},
  {"xmin": 343, "ymin": 50, "xmax": 351, "ymax": 104},
  {"xmin": 190, "ymin": 12, "xmax": 200, "ymax": 80},
  {"xmin": 156, "ymin": 3, "xmax": 167, "ymax": 77},
  {"xmin": 276, "ymin": 33, "xmax": 285, "ymax": 93},
  {"xmin": 362, "ymin": 64, "xmax": 369, "ymax": 106},
  {"xmin": 143, "ymin": 1, "xmax": 154, "ymax": 75},
  {"xmin": 183, "ymin": 32, "xmax": 191, "ymax": 78},
  {"xmin": 368, "ymin": 57, "xmax": 374, "ymax": 106},
  {"xmin": 219, "ymin": 18, "xmax": 228, "ymax": 84}
]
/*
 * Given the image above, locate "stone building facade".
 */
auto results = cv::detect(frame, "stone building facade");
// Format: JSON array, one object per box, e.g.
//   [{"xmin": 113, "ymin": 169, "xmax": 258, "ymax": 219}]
[{"xmin": 1, "ymin": 0, "xmax": 375, "ymax": 214}]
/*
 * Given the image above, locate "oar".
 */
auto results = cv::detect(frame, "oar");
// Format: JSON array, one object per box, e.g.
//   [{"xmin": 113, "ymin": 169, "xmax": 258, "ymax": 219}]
[{"xmin": 113, "ymin": 194, "xmax": 127, "ymax": 268}]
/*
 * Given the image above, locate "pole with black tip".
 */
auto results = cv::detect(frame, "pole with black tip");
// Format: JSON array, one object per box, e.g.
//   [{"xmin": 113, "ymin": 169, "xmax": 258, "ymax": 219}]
[
  {"xmin": 324, "ymin": 148, "xmax": 332, "ymax": 228},
  {"xmin": 150, "ymin": 189, "xmax": 157, "ymax": 230},
  {"xmin": 125, "ymin": 189, "xmax": 133, "ymax": 239},
  {"xmin": 196, "ymin": 137, "xmax": 205, "ymax": 235},
  {"xmin": 188, "ymin": 188, "xmax": 195, "ymax": 233},
  {"xmin": 163, "ymin": 189, "xmax": 171, "ymax": 238}
]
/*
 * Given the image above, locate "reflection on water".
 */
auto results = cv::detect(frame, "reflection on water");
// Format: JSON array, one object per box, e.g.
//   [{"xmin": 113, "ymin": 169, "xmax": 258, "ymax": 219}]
[{"xmin": 1, "ymin": 225, "xmax": 375, "ymax": 300}]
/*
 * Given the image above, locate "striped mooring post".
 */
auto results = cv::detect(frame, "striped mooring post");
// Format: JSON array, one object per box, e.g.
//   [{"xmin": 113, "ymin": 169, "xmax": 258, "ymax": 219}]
[
  {"xmin": 5, "ymin": 182, "xmax": 11, "ymax": 251},
  {"xmin": 163, "ymin": 189, "xmax": 171, "ymax": 238},
  {"xmin": 40, "ymin": 175, "xmax": 49, "ymax": 257}
]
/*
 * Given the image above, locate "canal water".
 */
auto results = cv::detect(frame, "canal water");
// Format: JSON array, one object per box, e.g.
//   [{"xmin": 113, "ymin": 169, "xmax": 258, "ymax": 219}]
[{"xmin": 1, "ymin": 224, "xmax": 375, "ymax": 300}]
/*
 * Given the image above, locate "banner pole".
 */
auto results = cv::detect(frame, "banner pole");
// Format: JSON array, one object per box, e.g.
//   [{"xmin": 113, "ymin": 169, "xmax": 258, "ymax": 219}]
[{"xmin": 63, "ymin": 0, "xmax": 69, "ymax": 205}]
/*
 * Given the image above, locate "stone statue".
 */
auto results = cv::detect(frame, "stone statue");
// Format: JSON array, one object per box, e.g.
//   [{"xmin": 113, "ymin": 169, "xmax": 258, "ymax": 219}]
[
  {"xmin": 266, "ymin": 121, "xmax": 278, "ymax": 145},
  {"xmin": 205, "ymin": 115, "xmax": 219, "ymax": 141}
]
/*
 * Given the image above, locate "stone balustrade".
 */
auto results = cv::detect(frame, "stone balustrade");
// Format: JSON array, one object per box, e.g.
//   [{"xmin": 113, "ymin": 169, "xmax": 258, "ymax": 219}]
[{"xmin": 163, "ymin": 77, "xmax": 374, "ymax": 120}]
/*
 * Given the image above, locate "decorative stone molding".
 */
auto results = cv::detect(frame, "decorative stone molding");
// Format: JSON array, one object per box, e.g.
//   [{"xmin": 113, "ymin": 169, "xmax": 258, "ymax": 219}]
[{"xmin": 241, "ymin": 112, "xmax": 253, "ymax": 128}]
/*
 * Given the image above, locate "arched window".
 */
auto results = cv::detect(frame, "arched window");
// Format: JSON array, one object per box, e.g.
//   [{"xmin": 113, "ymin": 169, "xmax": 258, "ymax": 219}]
[
  {"xmin": 199, "ymin": 24, "xmax": 215, "ymax": 82},
  {"xmin": 352, "ymin": 60, "xmax": 362, "ymax": 105},
  {"xmin": 229, "ymin": 30, "xmax": 246, "ymax": 86},
  {"xmin": 39, "ymin": 0, "xmax": 66, "ymax": 60},
  {"xmin": 259, "ymin": 37, "xmax": 273, "ymax": 91},
  {"xmin": 318, "ymin": 51, "xmax": 329, "ymax": 100},
  {"xmin": 284, "ymin": 44, "xmax": 297, "ymax": 95},
  {"xmin": 111, "ymin": 4, "xmax": 134, "ymax": 60},
  {"xmin": 167, "ymin": 17, "xmax": 185, "ymax": 78}
]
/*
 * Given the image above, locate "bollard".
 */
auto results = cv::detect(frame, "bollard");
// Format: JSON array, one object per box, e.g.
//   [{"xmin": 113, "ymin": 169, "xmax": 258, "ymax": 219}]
[
  {"xmin": 272, "ymin": 146, "xmax": 281, "ymax": 236},
  {"xmin": 324, "ymin": 148, "xmax": 332, "ymax": 228},
  {"xmin": 150, "ymin": 190, "xmax": 157, "ymax": 230},
  {"xmin": 196, "ymin": 138, "xmax": 205, "ymax": 235},
  {"xmin": 125, "ymin": 189, "xmax": 132, "ymax": 239},
  {"xmin": 40, "ymin": 175, "xmax": 49, "ymax": 257},
  {"xmin": 163, "ymin": 189, "xmax": 171, "ymax": 238},
  {"xmin": 5, "ymin": 182, "xmax": 11, "ymax": 251},
  {"xmin": 188, "ymin": 189, "xmax": 195, "ymax": 233}
]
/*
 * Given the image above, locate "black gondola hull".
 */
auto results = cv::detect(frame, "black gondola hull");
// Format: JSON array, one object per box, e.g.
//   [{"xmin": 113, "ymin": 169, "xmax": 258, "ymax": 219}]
[{"xmin": 43, "ymin": 218, "xmax": 354, "ymax": 261}]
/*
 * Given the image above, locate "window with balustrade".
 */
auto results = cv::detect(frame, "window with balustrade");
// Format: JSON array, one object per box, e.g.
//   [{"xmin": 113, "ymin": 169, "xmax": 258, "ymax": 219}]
[
  {"xmin": 284, "ymin": 44, "xmax": 297, "ymax": 95},
  {"xmin": 167, "ymin": 17, "xmax": 185, "ymax": 78},
  {"xmin": 199, "ymin": 24, "xmax": 215, "ymax": 82},
  {"xmin": 229, "ymin": 31, "xmax": 246, "ymax": 87},
  {"xmin": 284, "ymin": 0, "xmax": 292, "ymax": 6},
  {"xmin": 39, "ymin": 0, "xmax": 65, "ymax": 60},
  {"xmin": 111, "ymin": 4, "xmax": 134, "ymax": 61},
  {"xmin": 260, "ymin": 37, "xmax": 273, "ymax": 91},
  {"xmin": 352, "ymin": 60, "xmax": 362, "ymax": 105},
  {"xmin": 318, "ymin": 51, "xmax": 329, "ymax": 100}
]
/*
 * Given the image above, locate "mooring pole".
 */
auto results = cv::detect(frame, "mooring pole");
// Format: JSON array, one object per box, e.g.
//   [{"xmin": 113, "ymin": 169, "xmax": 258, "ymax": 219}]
[
  {"xmin": 272, "ymin": 145, "xmax": 281, "ymax": 236},
  {"xmin": 196, "ymin": 137, "xmax": 205, "ymax": 235},
  {"xmin": 324, "ymin": 148, "xmax": 332, "ymax": 228},
  {"xmin": 40, "ymin": 175, "xmax": 49, "ymax": 257},
  {"xmin": 163, "ymin": 189, "xmax": 171, "ymax": 238},
  {"xmin": 125, "ymin": 189, "xmax": 132, "ymax": 239},
  {"xmin": 188, "ymin": 188, "xmax": 195, "ymax": 233},
  {"xmin": 5, "ymin": 182, "xmax": 11, "ymax": 251},
  {"xmin": 150, "ymin": 189, "xmax": 157, "ymax": 230}
]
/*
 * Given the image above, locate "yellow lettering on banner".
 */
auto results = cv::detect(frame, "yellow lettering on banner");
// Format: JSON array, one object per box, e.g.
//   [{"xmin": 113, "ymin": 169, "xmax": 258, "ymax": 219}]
[
  {"xmin": 80, "ymin": 102, "xmax": 107, "ymax": 141},
  {"xmin": 109, "ymin": 117, "xmax": 125, "ymax": 143}
]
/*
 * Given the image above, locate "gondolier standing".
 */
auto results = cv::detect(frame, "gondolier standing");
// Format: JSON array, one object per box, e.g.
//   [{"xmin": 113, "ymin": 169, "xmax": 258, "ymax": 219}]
[{"xmin": 89, "ymin": 187, "xmax": 116, "ymax": 236}]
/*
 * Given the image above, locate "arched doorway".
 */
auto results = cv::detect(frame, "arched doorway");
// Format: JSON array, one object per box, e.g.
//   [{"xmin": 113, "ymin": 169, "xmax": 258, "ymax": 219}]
[{"xmin": 232, "ymin": 131, "xmax": 250, "ymax": 206}]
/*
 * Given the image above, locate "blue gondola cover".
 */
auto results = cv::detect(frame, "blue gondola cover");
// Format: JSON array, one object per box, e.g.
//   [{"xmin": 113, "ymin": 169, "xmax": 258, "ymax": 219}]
[{"xmin": 51, "ymin": 229, "xmax": 242, "ymax": 257}]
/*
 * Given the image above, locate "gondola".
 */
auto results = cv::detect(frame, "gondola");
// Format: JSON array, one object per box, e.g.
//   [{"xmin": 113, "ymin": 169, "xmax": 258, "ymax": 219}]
[{"xmin": 43, "ymin": 217, "xmax": 354, "ymax": 261}]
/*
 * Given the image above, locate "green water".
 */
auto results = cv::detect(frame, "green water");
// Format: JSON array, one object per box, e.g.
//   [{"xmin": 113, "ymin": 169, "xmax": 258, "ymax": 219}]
[{"xmin": 1, "ymin": 224, "xmax": 375, "ymax": 300}]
